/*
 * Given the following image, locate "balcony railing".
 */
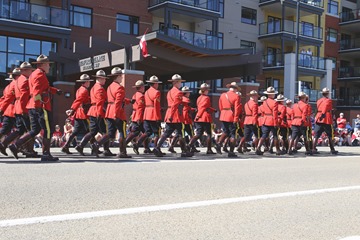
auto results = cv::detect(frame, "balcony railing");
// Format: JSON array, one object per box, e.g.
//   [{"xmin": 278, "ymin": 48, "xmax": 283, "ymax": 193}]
[
  {"xmin": 339, "ymin": 90, "xmax": 360, "ymax": 106},
  {"xmin": 157, "ymin": 28, "xmax": 222, "ymax": 50},
  {"xmin": 149, "ymin": 0, "xmax": 219, "ymax": 12},
  {"xmin": 263, "ymin": 54, "xmax": 284, "ymax": 67},
  {"xmin": 299, "ymin": 23, "xmax": 322, "ymax": 39},
  {"xmin": 259, "ymin": 20, "xmax": 322, "ymax": 40},
  {"xmin": 340, "ymin": 9, "xmax": 360, "ymax": 23},
  {"xmin": 340, "ymin": 39, "xmax": 360, "ymax": 50},
  {"xmin": 339, "ymin": 67, "xmax": 360, "ymax": 78},
  {"xmin": 259, "ymin": 20, "xmax": 294, "ymax": 35},
  {"xmin": 259, "ymin": 0, "xmax": 324, "ymax": 8},
  {"xmin": 0, "ymin": 0, "xmax": 69, "ymax": 27},
  {"xmin": 298, "ymin": 54, "xmax": 326, "ymax": 70}
]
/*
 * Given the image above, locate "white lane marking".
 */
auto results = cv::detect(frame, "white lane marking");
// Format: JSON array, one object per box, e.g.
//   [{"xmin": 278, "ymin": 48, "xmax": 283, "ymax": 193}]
[
  {"xmin": 1, "ymin": 185, "xmax": 360, "ymax": 228},
  {"xmin": 339, "ymin": 237, "xmax": 360, "ymax": 240}
]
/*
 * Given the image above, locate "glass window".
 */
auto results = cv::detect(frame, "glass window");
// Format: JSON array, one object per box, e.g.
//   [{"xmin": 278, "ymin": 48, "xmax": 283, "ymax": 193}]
[
  {"xmin": 0, "ymin": 36, "xmax": 6, "ymax": 52},
  {"xmin": 219, "ymin": 0, "xmax": 224, "ymax": 18},
  {"xmin": 7, "ymin": 53, "xmax": 24, "ymax": 72},
  {"xmin": 42, "ymin": 41, "xmax": 56, "ymax": 55},
  {"xmin": 8, "ymin": 37, "xmax": 24, "ymax": 53},
  {"xmin": 0, "ymin": 52, "xmax": 6, "ymax": 73},
  {"xmin": 327, "ymin": 28, "xmax": 337, "ymax": 43},
  {"xmin": 70, "ymin": 5, "xmax": 92, "ymax": 28},
  {"xmin": 329, "ymin": 57, "xmax": 337, "ymax": 70},
  {"xmin": 240, "ymin": 40, "xmax": 256, "ymax": 50},
  {"xmin": 241, "ymin": 7, "xmax": 256, "ymax": 25},
  {"xmin": 25, "ymin": 55, "xmax": 37, "ymax": 63},
  {"xmin": 206, "ymin": 30, "xmax": 223, "ymax": 50},
  {"xmin": 328, "ymin": 0, "xmax": 338, "ymax": 15},
  {"xmin": 116, "ymin": 14, "xmax": 139, "ymax": 35},
  {"xmin": 25, "ymin": 39, "xmax": 40, "ymax": 55}
]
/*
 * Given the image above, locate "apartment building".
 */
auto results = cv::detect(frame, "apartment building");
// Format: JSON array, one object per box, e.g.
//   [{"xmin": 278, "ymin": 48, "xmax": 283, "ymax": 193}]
[{"xmin": 338, "ymin": 0, "xmax": 360, "ymax": 120}]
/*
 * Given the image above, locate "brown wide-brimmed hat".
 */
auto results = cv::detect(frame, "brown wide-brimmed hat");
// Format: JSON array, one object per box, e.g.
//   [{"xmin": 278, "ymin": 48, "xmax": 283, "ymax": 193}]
[
  {"xmin": 258, "ymin": 96, "xmax": 267, "ymax": 102},
  {"xmin": 181, "ymin": 86, "xmax": 192, "ymax": 93},
  {"xmin": 76, "ymin": 74, "xmax": 94, "ymax": 82},
  {"xmin": 225, "ymin": 81, "xmax": 241, "ymax": 90},
  {"xmin": 297, "ymin": 92, "xmax": 307, "ymax": 98},
  {"xmin": 5, "ymin": 74, "xmax": 13, "ymax": 81},
  {"xmin": 247, "ymin": 90, "xmax": 259, "ymax": 96},
  {"xmin": 19, "ymin": 61, "xmax": 34, "ymax": 70},
  {"xmin": 31, "ymin": 54, "xmax": 54, "ymax": 64},
  {"xmin": 107, "ymin": 67, "xmax": 123, "ymax": 77},
  {"xmin": 132, "ymin": 80, "xmax": 146, "ymax": 88},
  {"xmin": 92, "ymin": 70, "xmax": 108, "ymax": 79},
  {"xmin": 146, "ymin": 75, "xmax": 162, "ymax": 84},
  {"xmin": 8, "ymin": 68, "xmax": 21, "ymax": 76},
  {"xmin": 168, "ymin": 74, "xmax": 186, "ymax": 83},
  {"xmin": 285, "ymin": 99, "xmax": 293, "ymax": 105},
  {"xmin": 198, "ymin": 83, "xmax": 210, "ymax": 90},
  {"xmin": 275, "ymin": 94, "xmax": 287, "ymax": 102},
  {"xmin": 263, "ymin": 86, "xmax": 278, "ymax": 95},
  {"xmin": 321, "ymin": 87, "xmax": 330, "ymax": 93}
]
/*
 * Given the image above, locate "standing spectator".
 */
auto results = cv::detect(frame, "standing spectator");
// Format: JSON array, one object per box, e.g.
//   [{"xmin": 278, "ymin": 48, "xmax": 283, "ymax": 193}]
[
  {"xmin": 336, "ymin": 112, "xmax": 347, "ymax": 133},
  {"xmin": 306, "ymin": 48, "xmax": 313, "ymax": 67},
  {"xmin": 354, "ymin": 114, "xmax": 360, "ymax": 133},
  {"xmin": 51, "ymin": 125, "xmax": 62, "ymax": 147}
]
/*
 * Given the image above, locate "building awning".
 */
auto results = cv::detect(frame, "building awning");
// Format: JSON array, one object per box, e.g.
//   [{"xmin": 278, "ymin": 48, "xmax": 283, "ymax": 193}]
[{"xmin": 52, "ymin": 30, "xmax": 262, "ymax": 81}]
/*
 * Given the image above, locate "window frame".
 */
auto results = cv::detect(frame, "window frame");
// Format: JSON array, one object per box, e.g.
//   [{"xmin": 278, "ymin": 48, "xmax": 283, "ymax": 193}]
[
  {"xmin": 70, "ymin": 5, "xmax": 92, "ymax": 28},
  {"xmin": 241, "ymin": 7, "xmax": 257, "ymax": 25},
  {"xmin": 116, "ymin": 13, "xmax": 139, "ymax": 36},
  {"xmin": 328, "ymin": 0, "xmax": 339, "ymax": 15},
  {"xmin": 327, "ymin": 28, "xmax": 338, "ymax": 43}
]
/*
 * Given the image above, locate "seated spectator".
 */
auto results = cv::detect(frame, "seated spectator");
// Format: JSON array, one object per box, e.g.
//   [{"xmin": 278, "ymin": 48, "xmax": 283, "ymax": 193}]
[
  {"xmin": 355, "ymin": 114, "xmax": 360, "ymax": 133},
  {"xmin": 63, "ymin": 118, "xmax": 74, "ymax": 146},
  {"xmin": 351, "ymin": 130, "xmax": 360, "ymax": 146},
  {"xmin": 336, "ymin": 113, "xmax": 347, "ymax": 133},
  {"xmin": 51, "ymin": 125, "xmax": 62, "ymax": 147}
]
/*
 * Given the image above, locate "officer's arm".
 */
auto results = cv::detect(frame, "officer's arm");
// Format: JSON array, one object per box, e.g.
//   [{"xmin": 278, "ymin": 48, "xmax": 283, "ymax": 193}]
[
  {"xmin": 253, "ymin": 103, "xmax": 259, "ymax": 125},
  {"xmin": 196, "ymin": 98, "xmax": 206, "ymax": 119},
  {"xmin": 70, "ymin": 89, "xmax": 86, "ymax": 111},
  {"xmin": 154, "ymin": 91, "xmax": 161, "ymax": 119},
  {"xmin": 218, "ymin": 95, "xmax": 223, "ymax": 112},
  {"xmin": 18, "ymin": 80, "xmax": 30, "ymax": 114},
  {"xmin": 234, "ymin": 95, "xmax": 241, "ymax": 122},
  {"xmin": 273, "ymin": 101, "xmax": 279, "ymax": 124},
  {"xmin": 138, "ymin": 95, "xmax": 145, "ymax": 121},
  {"xmin": 115, "ymin": 87, "xmax": 123, "ymax": 117},
  {"xmin": 96, "ymin": 88, "xmax": 106, "ymax": 117},
  {"xmin": 0, "ymin": 85, "xmax": 15, "ymax": 112},
  {"xmin": 302, "ymin": 104, "xmax": 309, "ymax": 124},
  {"xmin": 170, "ymin": 92, "xmax": 182, "ymax": 119}
]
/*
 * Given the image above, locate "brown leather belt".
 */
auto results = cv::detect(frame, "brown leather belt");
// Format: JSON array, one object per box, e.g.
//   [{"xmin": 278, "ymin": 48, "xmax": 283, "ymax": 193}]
[
  {"xmin": 108, "ymin": 102, "xmax": 114, "ymax": 105},
  {"xmin": 293, "ymin": 116, "xmax": 302, "ymax": 119},
  {"xmin": 146, "ymin": 105, "xmax": 154, "ymax": 107},
  {"xmin": 265, "ymin": 114, "xmax": 272, "ymax": 116},
  {"xmin": 222, "ymin": 108, "xmax": 231, "ymax": 110}
]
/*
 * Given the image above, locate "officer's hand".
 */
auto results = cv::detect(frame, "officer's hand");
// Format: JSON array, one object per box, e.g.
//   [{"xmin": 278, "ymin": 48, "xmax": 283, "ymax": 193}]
[
  {"xmin": 137, "ymin": 120, "xmax": 142, "ymax": 125},
  {"xmin": 214, "ymin": 109, "xmax": 218, "ymax": 113},
  {"xmin": 169, "ymin": 117, "xmax": 173, "ymax": 123},
  {"xmin": 130, "ymin": 99, "xmax": 136, "ymax": 104},
  {"xmin": 195, "ymin": 117, "xmax": 199, "ymax": 121},
  {"xmin": 56, "ymin": 89, "xmax": 63, "ymax": 95},
  {"xmin": 0, "ymin": 110, "xmax": 3, "ymax": 117},
  {"xmin": 35, "ymin": 107, "xmax": 42, "ymax": 113},
  {"xmin": 66, "ymin": 109, "xmax": 74, "ymax": 116}
]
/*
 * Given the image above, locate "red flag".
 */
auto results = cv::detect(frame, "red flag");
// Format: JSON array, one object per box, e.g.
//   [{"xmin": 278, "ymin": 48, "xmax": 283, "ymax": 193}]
[{"xmin": 140, "ymin": 34, "xmax": 150, "ymax": 58}]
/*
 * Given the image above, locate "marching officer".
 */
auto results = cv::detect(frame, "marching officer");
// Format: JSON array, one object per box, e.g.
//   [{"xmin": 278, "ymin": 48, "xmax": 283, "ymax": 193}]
[
  {"xmin": 0, "ymin": 69, "xmax": 18, "ymax": 144},
  {"xmin": 275, "ymin": 94, "xmax": 288, "ymax": 154},
  {"xmin": 9, "ymin": 54, "xmax": 62, "ymax": 161},
  {"xmin": 286, "ymin": 99, "xmax": 293, "ymax": 136},
  {"xmin": 255, "ymin": 86, "xmax": 280, "ymax": 155},
  {"xmin": 126, "ymin": 80, "xmax": 146, "ymax": 154},
  {"xmin": 0, "ymin": 63, "xmax": 36, "ymax": 157},
  {"xmin": 304, "ymin": 94, "xmax": 313, "ymax": 154},
  {"xmin": 288, "ymin": 92, "xmax": 309, "ymax": 155},
  {"xmin": 62, "ymin": 74, "xmax": 93, "ymax": 154},
  {"xmin": 188, "ymin": 83, "xmax": 217, "ymax": 154},
  {"xmin": 216, "ymin": 82, "xmax": 241, "ymax": 157},
  {"xmin": 257, "ymin": 96, "xmax": 268, "ymax": 152},
  {"xmin": 181, "ymin": 86, "xmax": 199, "ymax": 153},
  {"xmin": 75, "ymin": 70, "xmax": 114, "ymax": 157},
  {"xmin": 312, "ymin": 88, "xmax": 338, "ymax": 154},
  {"xmin": 97, "ymin": 67, "xmax": 131, "ymax": 158},
  {"xmin": 237, "ymin": 90, "xmax": 259, "ymax": 154},
  {"xmin": 132, "ymin": 76, "xmax": 163, "ymax": 155},
  {"xmin": 153, "ymin": 74, "xmax": 192, "ymax": 158}
]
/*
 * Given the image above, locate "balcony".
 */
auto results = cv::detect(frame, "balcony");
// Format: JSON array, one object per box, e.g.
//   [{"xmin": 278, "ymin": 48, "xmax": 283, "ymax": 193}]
[
  {"xmin": 157, "ymin": 28, "xmax": 222, "ymax": 50},
  {"xmin": 0, "ymin": 0, "xmax": 69, "ymax": 28},
  {"xmin": 259, "ymin": 20, "xmax": 323, "ymax": 43},
  {"xmin": 259, "ymin": 0, "xmax": 323, "ymax": 8},
  {"xmin": 298, "ymin": 54, "xmax": 326, "ymax": 70},
  {"xmin": 263, "ymin": 53, "xmax": 284, "ymax": 68},
  {"xmin": 338, "ymin": 90, "xmax": 360, "ymax": 106},
  {"xmin": 339, "ymin": 39, "xmax": 360, "ymax": 58},
  {"xmin": 339, "ymin": 66, "xmax": 360, "ymax": 79},
  {"xmin": 149, "ymin": 0, "xmax": 219, "ymax": 12}
]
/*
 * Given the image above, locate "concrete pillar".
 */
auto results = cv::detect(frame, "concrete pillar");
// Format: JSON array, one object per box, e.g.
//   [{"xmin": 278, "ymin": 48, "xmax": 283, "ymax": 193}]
[
  {"xmin": 320, "ymin": 59, "xmax": 333, "ymax": 98},
  {"xmin": 122, "ymin": 70, "xmax": 145, "ymax": 119},
  {"xmin": 284, "ymin": 53, "xmax": 296, "ymax": 101}
]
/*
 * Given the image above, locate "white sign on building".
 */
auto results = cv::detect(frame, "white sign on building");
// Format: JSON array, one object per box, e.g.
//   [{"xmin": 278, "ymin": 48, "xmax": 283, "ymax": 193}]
[
  {"xmin": 79, "ymin": 57, "xmax": 93, "ymax": 72},
  {"xmin": 93, "ymin": 53, "xmax": 110, "ymax": 70}
]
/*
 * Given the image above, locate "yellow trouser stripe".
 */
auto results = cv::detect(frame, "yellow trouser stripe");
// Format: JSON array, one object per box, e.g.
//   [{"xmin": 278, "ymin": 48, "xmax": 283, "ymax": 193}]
[
  {"xmin": 43, "ymin": 109, "xmax": 51, "ymax": 139},
  {"xmin": 123, "ymin": 121, "xmax": 127, "ymax": 138}
]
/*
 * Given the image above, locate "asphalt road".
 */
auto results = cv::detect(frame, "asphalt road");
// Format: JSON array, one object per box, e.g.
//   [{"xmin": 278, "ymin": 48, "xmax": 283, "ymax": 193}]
[{"xmin": 0, "ymin": 146, "xmax": 360, "ymax": 240}]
